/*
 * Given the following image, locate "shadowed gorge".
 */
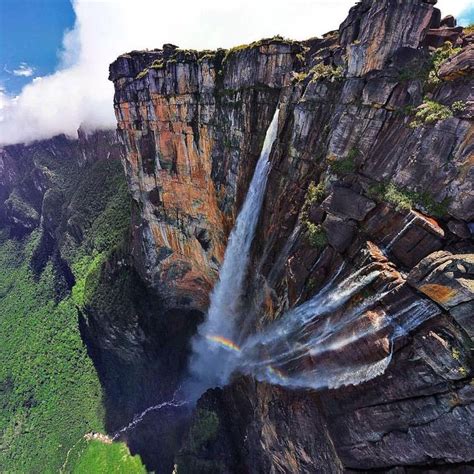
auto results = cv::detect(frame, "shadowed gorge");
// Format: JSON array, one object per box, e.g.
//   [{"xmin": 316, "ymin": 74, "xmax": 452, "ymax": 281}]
[{"xmin": 0, "ymin": 132, "xmax": 148, "ymax": 472}]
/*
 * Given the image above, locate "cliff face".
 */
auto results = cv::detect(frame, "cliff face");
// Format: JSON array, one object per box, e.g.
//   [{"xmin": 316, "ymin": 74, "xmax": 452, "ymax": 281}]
[
  {"xmin": 110, "ymin": 0, "xmax": 473, "ymax": 471},
  {"xmin": 0, "ymin": 130, "xmax": 123, "ymax": 238},
  {"xmin": 110, "ymin": 40, "xmax": 302, "ymax": 310}
]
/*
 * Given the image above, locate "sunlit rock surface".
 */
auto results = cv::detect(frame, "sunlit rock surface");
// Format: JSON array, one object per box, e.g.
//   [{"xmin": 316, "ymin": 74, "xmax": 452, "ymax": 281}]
[{"xmin": 110, "ymin": 40, "xmax": 302, "ymax": 311}]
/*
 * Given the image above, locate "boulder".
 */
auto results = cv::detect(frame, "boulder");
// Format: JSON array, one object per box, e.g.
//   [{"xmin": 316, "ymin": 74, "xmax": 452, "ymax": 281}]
[
  {"xmin": 448, "ymin": 220, "xmax": 471, "ymax": 239},
  {"xmin": 364, "ymin": 208, "xmax": 445, "ymax": 268},
  {"xmin": 322, "ymin": 186, "xmax": 376, "ymax": 221},
  {"xmin": 323, "ymin": 214, "xmax": 357, "ymax": 253},
  {"xmin": 389, "ymin": 222, "xmax": 444, "ymax": 269},
  {"xmin": 424, "ymin": 27, "xmax": 463, "ymax": 48},
  {"xmin": 308, "ymin": 204, "xmax": 325, "ymax": 224},
  {"xmin": 408, "ymin": 251, "xmax": 474, "ymax": 310},
  {"xmin": 440, "ymin": 15, "xmax": 457, "ymax": 28},
  {"xmin": 438, "ymin": 44, "xmax": 474, "ymax": 81},
  {"xmin": 362, "ymin": 76, "xmax": 398, "ymax": 108},
  {"xmin": 450, "ymin": 301, "xmax": 474, "ymax": 338}
]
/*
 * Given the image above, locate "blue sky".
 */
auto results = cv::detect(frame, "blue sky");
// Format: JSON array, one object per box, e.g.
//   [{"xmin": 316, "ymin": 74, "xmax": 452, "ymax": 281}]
[
  {"xmin": 458, "ymin": 6, "xmax": 474, "ymax": 26},
  {"xmin": 0, "ymin": 0, "xmax": 75, "ymax": 94}
]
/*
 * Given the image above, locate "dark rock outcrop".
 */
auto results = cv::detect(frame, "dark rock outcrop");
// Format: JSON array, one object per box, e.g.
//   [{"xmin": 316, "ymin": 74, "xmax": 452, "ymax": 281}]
[
  {"xmin": 408, "ymin": 251, "xmax": 474, "ymax": 337},
  {"xmin": 322, "ymin": 186, "xmax": 376, "ymax": 221},
  {"xmin": 438, "ymin": 44, "xmax": 474, "ymax": 80},
  {"xmin": 339, "ymin": 0, "xmax": 436, "ymax": 77},
  {"xmin": 177, "ymin": 377, "xmax": 344, "ymax": 474}
]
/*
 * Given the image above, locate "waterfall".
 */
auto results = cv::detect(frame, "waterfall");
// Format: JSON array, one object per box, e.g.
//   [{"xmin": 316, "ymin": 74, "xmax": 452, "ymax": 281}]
[
  {"xmin": 185, "ymin": 107, "xmax": 280, "ymax": 397},
  {"xmin": 112, "ymin": 395, "xmax": 188, "ymax": 441},
  {"xmin": 238, "ymin": 281, "xmax": 436, "ymax": 391},
  {"xmin": 110, "ymin": 109, "xmax": 437, "ymax": 434},
  {"xmin": 384, "ymin": 213, "xmax": 417, "ymax": 252}
]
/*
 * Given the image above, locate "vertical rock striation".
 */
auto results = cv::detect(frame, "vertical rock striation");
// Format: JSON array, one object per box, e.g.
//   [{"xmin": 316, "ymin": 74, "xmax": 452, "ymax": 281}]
[{"xmin": 110, "ymin": 40, "xmax": 302, "ymax": 311}]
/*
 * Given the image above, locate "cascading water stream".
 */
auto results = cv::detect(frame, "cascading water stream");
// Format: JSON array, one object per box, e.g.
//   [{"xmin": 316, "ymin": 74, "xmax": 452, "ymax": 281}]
[
  {"xmin": 237, "ymin": 289, "xmax": 436, "ymax": 391},
  {"xmin": 112, "ymin": 393, "xmax": 188, "ymax": 440},
  {"xmin": 185, "ymin": 106, "xmax": 281, "ymax": 397},
  {"xmin": 384, "ymin": 213, "xmax": 417, "ymax": 252}
]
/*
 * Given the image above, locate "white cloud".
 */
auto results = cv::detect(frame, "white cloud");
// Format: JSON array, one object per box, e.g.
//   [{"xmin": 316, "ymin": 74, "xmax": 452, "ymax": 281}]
[
  {"xmin": 0, "ymin": 0, "xmax": 471, "ymax": 145},
  {"xmin": 0, "ymin": 86, "xmax": 10, "ymax": 122},
  {"xmin": 11, "ymin": 63, "xmax": 35, "ymax": 77},
  {"xmin": 438, "ymin": 0, "xmax": 473, "ymax": 18}
]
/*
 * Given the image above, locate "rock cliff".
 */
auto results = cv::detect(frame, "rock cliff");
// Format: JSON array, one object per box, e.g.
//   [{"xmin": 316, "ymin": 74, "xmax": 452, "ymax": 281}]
[
  {"xmin": 110, "ymin": 0, "xmax": 473, "ymax": 471},
  {"xmin": 110, "ymin": 39, "xmax": 302, "ymax": 310}
]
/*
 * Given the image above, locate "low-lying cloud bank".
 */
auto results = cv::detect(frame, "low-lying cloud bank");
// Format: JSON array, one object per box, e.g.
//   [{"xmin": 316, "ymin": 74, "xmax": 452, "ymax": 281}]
[{"xmin": 0, "ymin": 0, "xmax": 470, "ymax": 146}]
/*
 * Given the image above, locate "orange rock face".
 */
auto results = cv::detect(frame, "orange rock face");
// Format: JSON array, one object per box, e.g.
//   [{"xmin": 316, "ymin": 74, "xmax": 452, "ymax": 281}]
[
  {"xmin": 419, "ymin": 283, "xmax": 459, "ymax": 304},
  {"xmin": 115, "ymin": 93, "xmax": 226, "ymax": 310},
  {"xmin": 110, "ymin": 41, "xmax": 302, "ymax": 310}
]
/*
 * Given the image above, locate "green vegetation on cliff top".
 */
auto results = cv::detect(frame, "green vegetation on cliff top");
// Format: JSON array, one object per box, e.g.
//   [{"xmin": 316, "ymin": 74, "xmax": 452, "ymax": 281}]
[
  {"xmin": 409, "ymin": 99, "xmax": 453, "ymax": 128},
  {"xmin": 223, "ymin": 35, "xmax": 297, "ymax": 62},
  {"xmin": 368, "ymin": 181, "xmax": 450, "ymax": 217},
  {"xmin": 135, "ymin": 35, "xmax": 298, "ymax": 79}
]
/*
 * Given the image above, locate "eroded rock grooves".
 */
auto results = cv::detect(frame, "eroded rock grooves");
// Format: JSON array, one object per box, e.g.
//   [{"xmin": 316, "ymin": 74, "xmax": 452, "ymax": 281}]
[{"xmin": 110, "ymin": 0, "xmax": 473, "ymax": 471}]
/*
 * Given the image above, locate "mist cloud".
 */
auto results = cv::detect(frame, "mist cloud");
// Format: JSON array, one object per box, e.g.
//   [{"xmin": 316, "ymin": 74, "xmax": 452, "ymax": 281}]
[{"xmin": 0, "ymin": 0, "xmax": 470, "ymax": 145}]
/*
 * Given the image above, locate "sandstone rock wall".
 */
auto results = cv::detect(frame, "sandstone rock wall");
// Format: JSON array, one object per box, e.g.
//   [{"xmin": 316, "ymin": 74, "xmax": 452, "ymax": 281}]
[
  {"xmin": 110, "ymin": 40, "xmax": 302, "ymax": 310},
  {"xmin": 110, "ymin": 0, "xmax": 473, "ymax": 471}
]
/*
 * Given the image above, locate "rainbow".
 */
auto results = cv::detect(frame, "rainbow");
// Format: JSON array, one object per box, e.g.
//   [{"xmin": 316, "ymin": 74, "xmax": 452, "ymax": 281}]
[
  {"xmin": 206, "ymin": 335, "xmax": 241, "ymax": 353},
  {"xmin": 267, "ymin": 365, "xmax": 288, "ymax": 381}
]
